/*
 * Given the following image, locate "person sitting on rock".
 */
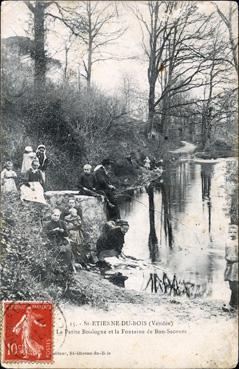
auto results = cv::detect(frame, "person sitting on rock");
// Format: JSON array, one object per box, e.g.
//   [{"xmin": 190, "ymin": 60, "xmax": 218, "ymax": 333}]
[
  {"xmin": 94, "ymin": 159, "xmax": 120, "ymax": 220},
  {"xmin": 64, "ymin": 208, "xmax": 84, "ymax": 265},
  {"xmin": 78, "ymin": 164, "xmax": 103, "ymax": 201},
  {"xmin": 61, "ymin": 197, "xmax": 80, "ymax": 219},
  {"xmin": 20, "ymin": 159, "xmax": 47, "ymax": 204},
  {"xmin": 44, "ymin": 208, "xmax": 76, "ymax": 274},
  {"xmin": 96, "ymin": 219, "xmax": 129, "ymax": 269}
]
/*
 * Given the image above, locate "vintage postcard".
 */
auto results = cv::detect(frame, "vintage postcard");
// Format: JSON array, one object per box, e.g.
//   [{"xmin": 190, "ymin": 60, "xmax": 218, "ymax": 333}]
[{"xmin": 1, "ymin": 1, "xmax": 238, "ymax": 368}]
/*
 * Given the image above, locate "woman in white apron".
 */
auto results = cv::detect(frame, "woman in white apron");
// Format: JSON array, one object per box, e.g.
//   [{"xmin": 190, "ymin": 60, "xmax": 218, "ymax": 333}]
[{"xmin": 20, "ymin": 159, "xmax": 47, "ymax": 205}]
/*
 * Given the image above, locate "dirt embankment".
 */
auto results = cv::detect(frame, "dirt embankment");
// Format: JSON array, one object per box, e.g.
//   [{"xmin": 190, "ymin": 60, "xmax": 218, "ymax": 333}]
[{"xmin": 67, "ymin": 269, "xmax": 237, "ymax": 322}]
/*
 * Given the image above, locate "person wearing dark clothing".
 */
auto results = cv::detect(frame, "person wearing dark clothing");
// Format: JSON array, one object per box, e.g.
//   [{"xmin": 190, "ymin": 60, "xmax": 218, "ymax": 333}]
[
  {"xmin": 79, "ymin": 172, "xmax": 96, "ymax": 193},
  {"xmin": 61, "ymin": 198, "xmax": 81, "ymax": 219},
  {"xmin": 20, "ymin": 159, "xmax": 47, "ymax": 204},
  {"xmin": 25, "ymin": 167, "xmax": 45, "ymax": 186},
  {"xmin": 94, "ymin": 159, "xmax": 120, "ymax": 220},
  {"xmin": 94, "ymin": 161, "xmax": 113, "ymax": 192},
  {"xmin": 36, "ymin": 145, "xmax": 48, "ymax": 182},
  {"xmin": 44, "ymin": 208, "xmax": 75, "ymax": 273},
  {"xmin": 97, "ymin": 226, "xmax": 125, "ymax": 255},
  {"xmin": 108, "ymin": 272, "xmax": 128, "ymax": 288},
  {"xmin": 96, "ymin": 220, "xmax": 129, "ymax": 264},
  {"xmin": 78, "ymin": 164, "xmax": 103, "ymax": 201}
]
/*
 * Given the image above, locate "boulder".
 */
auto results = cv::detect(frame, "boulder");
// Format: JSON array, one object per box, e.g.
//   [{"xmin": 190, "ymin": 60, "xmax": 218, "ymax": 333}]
[{"xmin": 45, "ymin": 191, "xmax": 107, "ymax": 252}]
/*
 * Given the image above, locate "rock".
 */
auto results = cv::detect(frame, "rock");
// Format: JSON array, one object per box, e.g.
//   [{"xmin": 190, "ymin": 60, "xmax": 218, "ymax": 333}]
[{"xmin": 45, "ymin": 191, "xmax": 107, "ymax": 252}]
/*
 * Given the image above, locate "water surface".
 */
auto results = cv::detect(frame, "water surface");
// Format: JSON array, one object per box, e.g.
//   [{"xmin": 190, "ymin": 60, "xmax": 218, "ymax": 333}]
[{"xmin": 118, "ymin": 158, "xmax": 237, "ymax": 301}]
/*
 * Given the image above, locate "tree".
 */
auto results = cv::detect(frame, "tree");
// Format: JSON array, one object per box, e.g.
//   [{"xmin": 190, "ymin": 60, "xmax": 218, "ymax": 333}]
[
  {"xmin": 132, "ymin": 1, "xmax": 215, "ymax": 136},
  {"xmin": 62, "ymin": 33, "xmax": 75, "ymax": 83},
  {"xmin": 199, "ymin": 26, "xmax": 232, "ymax": 146},
  {"xmin": 213, "ymin": 1, "xmax": 238, "ymax": 76},
  {"xmin": 47, "ymin": 1, "xmax": 126, "ymax": 89},
  {"xmin": 24, "ymin": 1, "xmax": 53, "ymax": 95}
]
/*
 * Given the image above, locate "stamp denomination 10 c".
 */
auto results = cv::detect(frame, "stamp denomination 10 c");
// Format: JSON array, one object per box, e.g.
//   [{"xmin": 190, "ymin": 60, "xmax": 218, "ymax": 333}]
[{"xmin": 2, "ymin": 301, "xmax": 53, "ymax": 363}]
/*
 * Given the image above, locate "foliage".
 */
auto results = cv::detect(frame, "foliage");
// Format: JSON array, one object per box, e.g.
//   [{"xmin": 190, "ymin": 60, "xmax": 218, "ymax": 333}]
[
  {"xmin": 1, "ymin": 196, "xmax": 56, "ymax": 300},
  {"xmin": 0, "ymin": 195, "xmax": 86, "ymax": 303},
  {"xmin": 224, "ymin": 160, "xmax": 238, "ymax": 224},
  {"xmin": 2, "ymin": 75, "xmax": 153, "ymax": 189}
]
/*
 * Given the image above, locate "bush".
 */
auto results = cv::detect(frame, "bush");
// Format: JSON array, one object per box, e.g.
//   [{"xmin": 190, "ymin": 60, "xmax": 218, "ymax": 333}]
[
  {"xmin": 204, "ymin": 139, "xmax": 233, "ymax": 153},
  {"xmin": 0, "ymin": 195, "xmax": 73, "ymax": 301}
]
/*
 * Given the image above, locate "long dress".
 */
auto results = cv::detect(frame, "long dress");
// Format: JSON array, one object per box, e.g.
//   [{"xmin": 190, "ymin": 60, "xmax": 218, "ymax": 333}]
[
  {"xmin": 36, "ymin": 149, "xmax": 48, "ymax": 182},
  {"xmin": 1, "ymin": 169, "xmax": 17, "ymax": 193},
  {"xmin": 13, "ymin": 311, "xmax": 45, "ymax": 358},
  {"xmin": 144, "ymin": 157, "xmax": 151, "ymax": 169},
  {"xmin": 44, "ymin": 219, "xmax": 74, "ymax": 272},
  {"xmin": 20, "ymin": 169, "xmax": 47, "ymax": 204},
  {"xmin": 64, "ymin": 214, "xmax": 84, "ymax": 259}
]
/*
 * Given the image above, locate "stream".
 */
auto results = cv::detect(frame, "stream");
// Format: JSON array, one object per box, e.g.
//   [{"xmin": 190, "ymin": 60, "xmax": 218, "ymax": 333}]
[{"xmin": 115, "ymin": 157, "xmax": 237, "ymax": 301}]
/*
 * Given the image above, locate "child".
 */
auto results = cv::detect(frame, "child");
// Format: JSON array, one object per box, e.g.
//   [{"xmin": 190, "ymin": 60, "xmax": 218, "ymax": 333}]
[
  {"xmin": 64, "ymin": 208, "xmax": 84, "ymax": 263},
  {"xmin": 21, "ymin": 146, "xmax": 36, "ymax": 175},
  {"xmin": 1, "ymin": 161, "xmax": 18, "ymax": 194},
  {"xmin": 61, "ymin": 197, "xmax": 79, "ymax": 218},
  {"xmin": 223, "ymin": 224, "xmax": 238, "ymax": 312},
  {"xmin": 44, "ymin": 208, "xmax": 75, "ymax": 273},
  {"xmin": 20, "ymin": 159, "xmax": 47, "ymax": 204},
  {"xmin": 144, "ymin": 156, "xmax": 151, "ymax": 170},
  {"xmin": 78, "ymin": 164, "xmax": 104, "ymax": 201},
  {"xmin": 36, "ymin": 144, "xmax": 48, "ymax": 182}
]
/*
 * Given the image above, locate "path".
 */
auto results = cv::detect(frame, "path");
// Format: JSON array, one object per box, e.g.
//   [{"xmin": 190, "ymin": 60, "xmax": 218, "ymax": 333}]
[{"xmin": 169, "ymin": 140, "xmax": 197, "ymax": 154}]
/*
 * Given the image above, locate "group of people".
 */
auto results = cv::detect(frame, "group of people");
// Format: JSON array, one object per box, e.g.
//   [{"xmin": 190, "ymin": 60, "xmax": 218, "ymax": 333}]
[
  {"xmin": 43, "ymin": 202, "xmax": 129, "ymax": 274},
  {"xmin": 44, "ymin": 206, "xmax": 81, "ymax": 274},
  {"xmin": 1, "ymin": 147, "xmax": 120, "ymax": 220},
  {"xmin": 2, "ymin": 145, "xmax": 237, "ymax": 305},
  {"xmin": 1, "ymin": 145, "xmax": 48, "ymax": 204},
  {"xmin": 78, "ymin": 159, "xmax": 120, "ymax": 220},
  {"xmin": 1, "ymin": 145, "xmax": 129, "ymax": 275}
]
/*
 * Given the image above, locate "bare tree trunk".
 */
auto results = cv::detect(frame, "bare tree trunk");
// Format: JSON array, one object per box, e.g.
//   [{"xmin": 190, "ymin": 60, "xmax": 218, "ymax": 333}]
[
  {"xmin": 215, "ymin": 2, "xmax": 238, "ymax": 76},
  {"xmin": 77, "ymin": 64, "xmax": 81, "ymax": 93},
  {"xmin": 147, "ymin": 183, "xmax": 159, "ymax": 262},
  {"xmin": 87, "ymin": 39, "xmax": 92, "ymax": 90},
  {"xmin": 148, "ymin": 83, "xmax": 156, "ymax": 135},
  {"xmin": 146, "ymin": 1, "xmax": 160, "ymax": 136},
  {"xmin": 228, "ymin": 4, "xmax": 238, "ymax": 75},
  {"xmin": 63, "ymin": 46, "xmax": 69, "ymax": 82},
  {"xmin": 86, "ymin": 1, "xmax": 92, "ymax": 90},
  {"xmin": 34, "ymin": 2, "xmax": 46, "ymax": 95}
]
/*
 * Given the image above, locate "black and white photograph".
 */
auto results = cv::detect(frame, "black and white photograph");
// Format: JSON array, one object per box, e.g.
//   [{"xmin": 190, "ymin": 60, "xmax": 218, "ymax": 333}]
[{"xmin": 1, "ymin": 1, "xmax": 238, "ymax": 368}]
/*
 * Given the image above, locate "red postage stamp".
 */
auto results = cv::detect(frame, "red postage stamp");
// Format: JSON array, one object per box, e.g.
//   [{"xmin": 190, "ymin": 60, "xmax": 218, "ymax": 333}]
[{"xmin": 2, "ymin": 301, "xmax": 53, "ymax": 363}]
